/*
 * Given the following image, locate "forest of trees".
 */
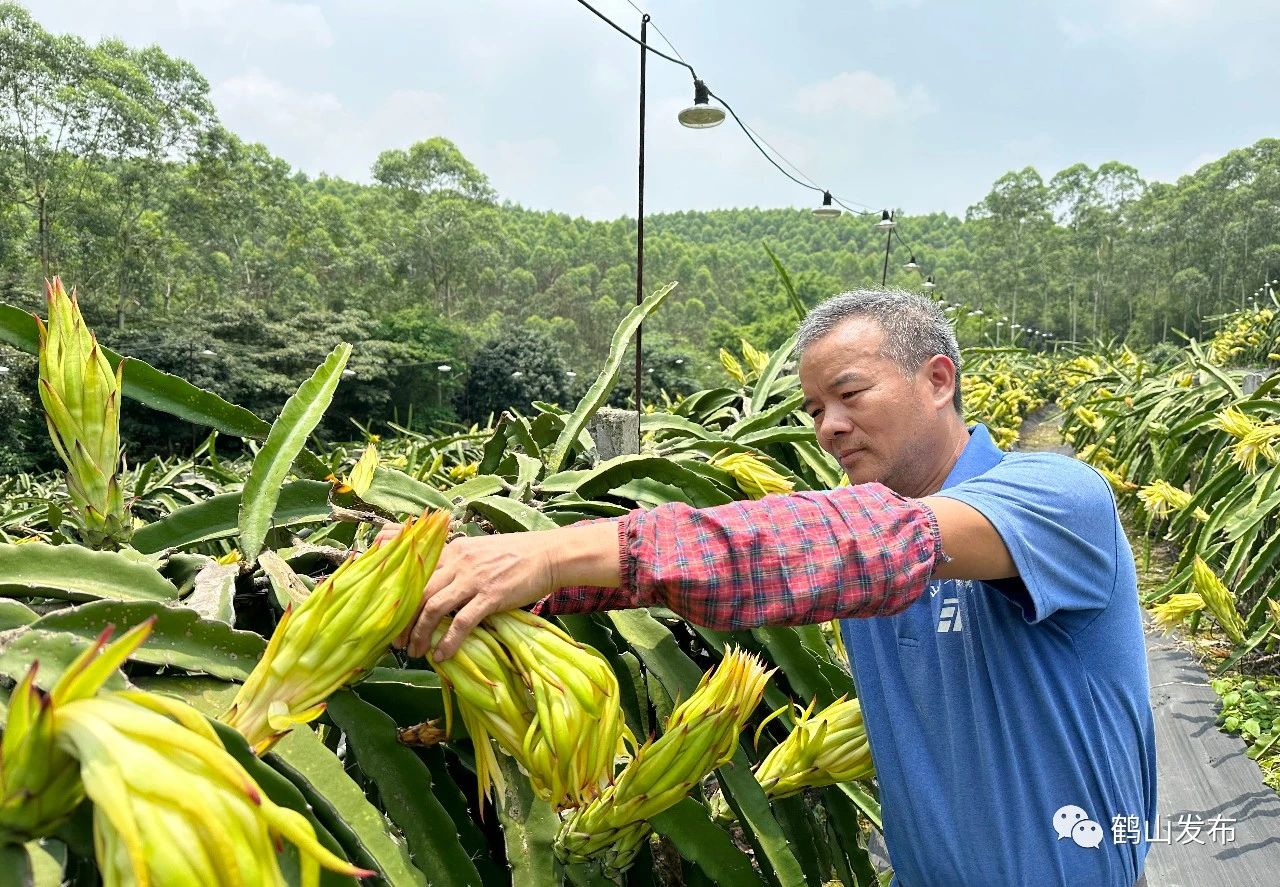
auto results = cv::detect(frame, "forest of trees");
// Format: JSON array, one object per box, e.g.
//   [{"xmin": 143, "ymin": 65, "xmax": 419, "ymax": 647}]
[{"xmin": 2, "ymin": 3, "xmax": 1279, "ymax": 470}]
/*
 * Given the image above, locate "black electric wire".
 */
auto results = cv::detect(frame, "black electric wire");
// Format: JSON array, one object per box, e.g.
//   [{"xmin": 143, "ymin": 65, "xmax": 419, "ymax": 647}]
[
  {"xmin": 575, "ymin": 0, "xmax": 696, "ymax": 75},
  {"xmin": 740, "ymin": 119, "xmax": 821, "ymax": 190},
  {"xmin": 832, "ymin": 194, "xmax": 878, "ymax": 215},
  {"xmin": 620, "ymin": 0, "xmax": 688, "ymax": 64},
  {"xmin": 576, "ymin": 2, "xmax": 934, "ymax": 246},
  {"xmin": 705, "ymin": 87, "xmax": 827, "ymax": 196}
]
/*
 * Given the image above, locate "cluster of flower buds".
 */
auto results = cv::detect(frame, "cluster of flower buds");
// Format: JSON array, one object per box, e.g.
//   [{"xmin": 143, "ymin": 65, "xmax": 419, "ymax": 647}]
[
  {"xmin": 57, "ymin": 691, "xmax": 373, "ymax": 886},
  {"xmin": 710, "ymin": 449, "xmax": 795, "ymax": 499},
  {"xmin": 0, "ymin": 621, "xmax": 154, "ymax": 843},
  {"xmin": 428, "ymin": 609, "xmax": 630, "ymax": 814},
  {"xmin": 3, "ymin": 619, "xmax": 373, "ymax": 885}
]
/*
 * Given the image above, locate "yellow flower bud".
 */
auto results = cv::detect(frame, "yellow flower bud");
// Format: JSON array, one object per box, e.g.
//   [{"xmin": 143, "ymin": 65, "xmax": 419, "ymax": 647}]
[
  {"xmin": 555, "ymin": 648, "xmax": 772, "ymax": 875},
  {"xmin": 710, "ymin": 450, "xmax": 794, "ymax": 499},
  {"xmin": 223, "ymin": 509, "xmax": 449, "ymax": 753},
  {"xmin": 56, "ymin": 692, "xmax": 373, "ymax": 886},
  {"xmin": 35, "ymin": 277, "xmax": 129, "ymax": 547}
]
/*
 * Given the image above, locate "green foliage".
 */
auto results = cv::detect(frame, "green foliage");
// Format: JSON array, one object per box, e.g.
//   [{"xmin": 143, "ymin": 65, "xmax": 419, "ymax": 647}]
[
  {"xmin": 1212, "ymin": 676, "xmax": 1280, "ymax": 790},
  {"xmin": 4, "ymin": 0, "xmax": 1280, "ymax": 470},
  {"xmin": 1058, "ymin": 332, "xmax": 1280, "ymax": 669},
  {"xmin": 372, "ymin": 137, "xmax": 495, "ymax": 204},
  {"xmin": 0, "ymin": 345, "xmax": 40, "ymax": 471},
  {"xmin": 0, "ymin": 280, "xmax": 897, "ymax": 884},
  {"xmin": 463, "ymin": 327, "xmax": 572, "ymax": 423},
  {"xmin": 238, "ymin": 342, "xmax": 350, "ymax": 563}
]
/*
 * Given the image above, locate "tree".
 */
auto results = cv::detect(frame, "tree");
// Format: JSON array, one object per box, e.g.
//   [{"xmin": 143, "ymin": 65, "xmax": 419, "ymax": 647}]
[
  {"xmin": 0, "ymin": 5, "xmax": 214, "ymax": 294},
  {"xmin": 967, "ymin": 168, "xmax": 1055, "ymax": 334},
  {"xmin": 462, "ymin": 328, "xmax": 571, "ymax": 424},
  {"xmin": 372, "ymin": 137, "xmax": 495, "ymax": 205},
  {"xmin": 0, "ymin": 345, "xmax": 42, "ymax": 471}
]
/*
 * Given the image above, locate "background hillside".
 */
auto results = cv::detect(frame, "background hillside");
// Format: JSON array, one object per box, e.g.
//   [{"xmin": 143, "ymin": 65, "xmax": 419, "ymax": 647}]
[{"xmin": 3, "ymin": 3, "xmax": 1279, "ymax": 468}]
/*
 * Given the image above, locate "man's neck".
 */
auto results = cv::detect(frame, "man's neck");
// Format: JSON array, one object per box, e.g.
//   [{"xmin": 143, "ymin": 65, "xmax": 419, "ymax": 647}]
[{"xmin": 914, "ymin": 418, "xmax": 972, "ymax": 497}]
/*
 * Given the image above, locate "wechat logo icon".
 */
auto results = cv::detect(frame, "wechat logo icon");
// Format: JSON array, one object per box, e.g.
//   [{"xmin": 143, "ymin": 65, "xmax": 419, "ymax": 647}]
[{"xmin": 1053, "ymin": 805, "xmax": 1103, "ymax": 849}]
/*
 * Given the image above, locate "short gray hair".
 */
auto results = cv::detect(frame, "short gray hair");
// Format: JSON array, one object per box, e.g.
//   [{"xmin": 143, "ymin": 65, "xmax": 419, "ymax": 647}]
[{"xmin": 795, "ymin": 288, "xmax": 963, "ymax": 412}]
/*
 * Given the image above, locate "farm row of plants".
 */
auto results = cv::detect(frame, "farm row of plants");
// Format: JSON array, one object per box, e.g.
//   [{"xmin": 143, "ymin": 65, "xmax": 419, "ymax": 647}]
[
  {"xmin": 0, "ymin": 272, "xmax": 1059, "ymax": 885},
  {"xmin": 1059, "ymin": 296, "xmax": 1280, "ymax": 673}
]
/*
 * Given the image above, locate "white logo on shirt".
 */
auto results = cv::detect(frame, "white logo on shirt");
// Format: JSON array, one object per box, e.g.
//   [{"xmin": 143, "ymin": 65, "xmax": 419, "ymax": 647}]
[
  {"xmin": 1053, "ymin": 805, "xmax": 1103, "ymax": 848},
  {"xmin": 936, "ymin": 597, "xmax": 962, "ymax": 633}
]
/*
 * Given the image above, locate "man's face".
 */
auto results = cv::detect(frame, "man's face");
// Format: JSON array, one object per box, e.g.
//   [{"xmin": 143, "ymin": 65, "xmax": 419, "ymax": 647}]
[{"xmin": 798, "ymin": 317, "xmax": 939, "ymax": 494}]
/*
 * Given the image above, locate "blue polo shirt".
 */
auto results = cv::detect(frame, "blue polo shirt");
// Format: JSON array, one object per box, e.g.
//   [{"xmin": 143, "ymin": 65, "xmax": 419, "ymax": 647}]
[{"xmin": 840, "ymin": 424, "xmax": 1156, "ymax": 887}]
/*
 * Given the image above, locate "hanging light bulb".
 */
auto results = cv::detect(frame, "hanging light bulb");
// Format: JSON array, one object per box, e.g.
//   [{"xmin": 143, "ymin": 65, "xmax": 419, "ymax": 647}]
[
  {"xmin": 922, "ymin": 275, "xmax": 936, "ymax": 292},
  {"xmin": 678, "ymin": 79, "xmax": 726, "ymax": 128},
  {"xmin": 903, "ymin": 254, "xmax": 919, "ymax": 271},
  {"xmin": 813, "ymin": 190, "xmax": 842, "ymax": 218},
  {"xmin": 876, "ymin": 209, "xmax": 896, "ymax": 230}
]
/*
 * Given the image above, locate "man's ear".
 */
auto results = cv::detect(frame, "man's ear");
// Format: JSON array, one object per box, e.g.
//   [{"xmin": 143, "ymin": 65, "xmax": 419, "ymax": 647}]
[{"xmin": 923, "ymin": 354, "xmax": 957, "ymax": 408}]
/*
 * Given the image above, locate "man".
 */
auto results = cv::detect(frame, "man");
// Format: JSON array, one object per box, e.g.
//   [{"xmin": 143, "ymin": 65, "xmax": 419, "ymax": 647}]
[{"xmin": 388, "ymin": 289, "xmax": 1156, "ymax": 887}]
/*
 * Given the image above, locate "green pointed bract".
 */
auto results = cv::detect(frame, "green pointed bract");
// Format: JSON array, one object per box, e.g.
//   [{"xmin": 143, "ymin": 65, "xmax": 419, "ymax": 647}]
[
  {"xmin": 35, "ymin": 277, "xmax": 130, "ymax": 548},
  {"xmin": 0, "ymin": 619, "xmax": 158, "ymax": 843},
  {"xmin": 54, "ymin": 692, "xmax": 374, "ymax": 886},
  {"xmin": 222, "ymin": 509, "xmax": 450, "ymax": 754},
  {"xmin": 553, "ymin": 647, "xmax": 772, "ymax": 875}
]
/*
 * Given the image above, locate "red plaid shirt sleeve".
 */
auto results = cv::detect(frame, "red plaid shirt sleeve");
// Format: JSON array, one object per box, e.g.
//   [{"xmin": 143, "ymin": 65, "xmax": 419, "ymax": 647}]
[{"xmin": 532, "ymin": 482, "xmax": 942, "ymax": 630}]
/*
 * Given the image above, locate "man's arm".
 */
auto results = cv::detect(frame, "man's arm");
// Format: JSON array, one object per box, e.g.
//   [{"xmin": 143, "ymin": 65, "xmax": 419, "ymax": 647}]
[
  {"xmin": 921, "ymin": 496, "xmax": 1017, "ymax": 581},
  {"xmin": 396, "ymin": 483, "xmax": 991, "ymax": 661}
]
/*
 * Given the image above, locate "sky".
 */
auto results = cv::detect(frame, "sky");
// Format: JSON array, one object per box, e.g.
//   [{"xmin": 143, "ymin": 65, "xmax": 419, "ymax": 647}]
[{"xmin": 30, "ymin": 0, "xmax": 1280, "ymax": 222}]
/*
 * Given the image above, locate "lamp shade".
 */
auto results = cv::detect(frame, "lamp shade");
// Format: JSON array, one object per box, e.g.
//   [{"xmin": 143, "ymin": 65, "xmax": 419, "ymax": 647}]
[
  {"xmin": 813, "ymin": 190, "xmax": 842, "ymax": 218},
  {"xmin": 678, "ymin": 79, "xmax": 726, "ymax": 128}
]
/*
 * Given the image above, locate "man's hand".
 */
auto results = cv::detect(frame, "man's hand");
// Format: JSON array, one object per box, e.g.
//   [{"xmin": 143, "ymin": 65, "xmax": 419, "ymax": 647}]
[{"xmin": 377, "ymin": 519, "xmax": 621, "ymax": 662}]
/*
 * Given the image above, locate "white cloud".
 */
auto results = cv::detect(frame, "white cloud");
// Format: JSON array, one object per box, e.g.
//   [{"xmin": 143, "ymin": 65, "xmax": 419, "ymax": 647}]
[
  {"xmin": 37, "ymin": 0, "xmax": 333, "ymax": 50},
  {"xmin": 793, "ymin": 71, "xmax": 935, "ymax": 121},
  {"xmin": 1059, "ymin": 0, "xmax": 1214, "ymax": 45},
  {"xmin": 212, "ymin": 71, "xmax": 449, "ymax": 180},
  {"xmin": 1057, "ymin": 17, "xmax": 1098, "ymax": 46},
  {"xmin": 488, "ymin": 137, "xmax": 560, "ymax": 188},
  {"xmin": 172, "ymin": 0, "xmax": 333, "ymax": 48}
]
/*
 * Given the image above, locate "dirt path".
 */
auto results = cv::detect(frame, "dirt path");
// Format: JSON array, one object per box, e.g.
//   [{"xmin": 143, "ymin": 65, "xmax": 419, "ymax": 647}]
[{"xmin": 1014, "ymin": 407, "xmax": 1280, "ymax": 887}]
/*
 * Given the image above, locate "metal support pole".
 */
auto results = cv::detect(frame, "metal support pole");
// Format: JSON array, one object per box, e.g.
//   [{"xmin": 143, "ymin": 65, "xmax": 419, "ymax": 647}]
[
  {"xmin": 187, "ymin": 342, "xmax": 196, "ymax": 452},
  {"xmin": 634, "ymin": 14, "xmax": 649, "ymax": 449},
  {"xmin": 880, "ymin": 228, "xmax": 893, "ymax": 287}
]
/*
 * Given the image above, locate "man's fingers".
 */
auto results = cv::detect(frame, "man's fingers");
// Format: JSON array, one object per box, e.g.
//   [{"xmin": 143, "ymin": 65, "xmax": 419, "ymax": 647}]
[
  {"xmin": 423, "ymin": 558, "xmax": 456, "ymax": 598},
  {"xmin": 408, "ymin": 582, "xmax": 470, "ymax": 659},
  {"xmin": 374, "ymin": 519, "xmax": 409, "ymax": 546},
  {"xmin": 433, "ymin": 597, "xmax": 492, "ymax": 662},
  {"xmin": 394, "ymin": 559, "xmax": 455, "ymax": 651}
]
